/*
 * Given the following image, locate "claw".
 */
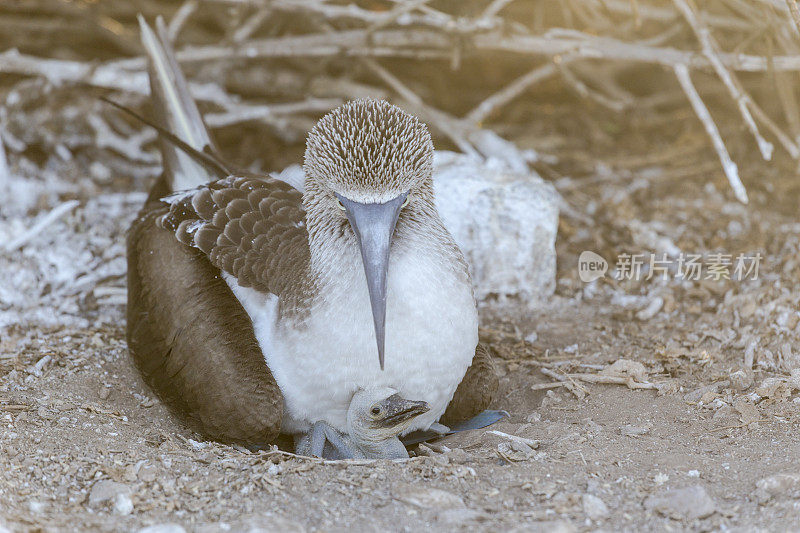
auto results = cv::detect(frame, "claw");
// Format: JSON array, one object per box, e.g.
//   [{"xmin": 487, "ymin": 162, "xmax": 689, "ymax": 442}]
[{"xmin": 300, "ymin": 421, "xmax": 359, "ymax": 460}]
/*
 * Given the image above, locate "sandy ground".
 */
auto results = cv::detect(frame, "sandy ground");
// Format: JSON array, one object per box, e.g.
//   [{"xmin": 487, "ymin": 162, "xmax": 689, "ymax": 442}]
[
  {"xmin": 4, "ymin": 150, "xmax": 800, "ymax": 532},
  {"xmin": 4, "ymin": 291, "xmax": 800, "ymax": 532}
]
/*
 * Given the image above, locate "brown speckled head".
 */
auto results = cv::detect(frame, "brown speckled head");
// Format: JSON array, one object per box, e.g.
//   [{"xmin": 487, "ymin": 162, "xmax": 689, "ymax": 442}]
[
  {"xmin": 302, "ymin": 99, "xmax": 444, "ymax": 370},
  {"xmin": 303, "ymin": 99, "xmax": 434, "ymax": 204}
]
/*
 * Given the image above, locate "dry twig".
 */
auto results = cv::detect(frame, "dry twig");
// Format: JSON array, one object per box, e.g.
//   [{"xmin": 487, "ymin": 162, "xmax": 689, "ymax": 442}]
[
  {"xmin": 168, "ymin": 0, "xmax": 198, "ymax": 40},
  {"xmin": 539, "ymin": 365, "xmax": 659, "ymax": 390},
  {"xmin": 2, "ymin": 200, "xmax": 81, "ymax": 253},
  {"xmin": 674, "ymin": 64, "xmax": 748, "ymax": 204},
  {"xmin": 466, "ymin": 61, "xmax": 560, "ymax": 125},
  {"xmin": 673, "ymin": 0, "xmax": 774, "ymax": 161},
  {"xmin": 786, "ymin": 0, "xmax": 800, "ymax": 34}
]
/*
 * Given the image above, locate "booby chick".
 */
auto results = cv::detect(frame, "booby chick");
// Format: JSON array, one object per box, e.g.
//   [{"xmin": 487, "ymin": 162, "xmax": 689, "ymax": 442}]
[
  {"xmin": 296, "ymin": 387, "xmax": 429, "ymax": 459},
  {"xmin": 124, "ymin": 17, "xmax": 499, "ymax": 447}
]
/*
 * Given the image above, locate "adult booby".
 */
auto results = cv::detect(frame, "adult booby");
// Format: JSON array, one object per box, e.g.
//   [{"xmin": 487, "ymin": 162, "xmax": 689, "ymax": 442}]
[{"xmin": 125, "ymin": 17, "xmax": 498, "ymax": 447}]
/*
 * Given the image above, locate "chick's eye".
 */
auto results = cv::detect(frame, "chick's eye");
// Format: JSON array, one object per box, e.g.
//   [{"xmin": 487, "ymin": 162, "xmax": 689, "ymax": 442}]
[
  {"xmin": 401, "ymin": 197, "xmax": 410, "ymax": 208},
  {"xmin": 336, "ymin": 199, "xmax": 346, "ymax": 211},
  {"xmin": 370, "ymin": 406, "xmax": 381, "ymax": 416}
]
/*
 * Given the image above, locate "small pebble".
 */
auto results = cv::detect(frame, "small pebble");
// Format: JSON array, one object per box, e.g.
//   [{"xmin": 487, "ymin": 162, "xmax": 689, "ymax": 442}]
[
  {"xmin": 187, "ymin": 439, "xmax": 207, "ymax": 450},
  {"xmin": 644, "ymin": 485, "xmax": 716, "ymax": 520},
  {"xmin": 89, "ymin": 480, "xmax": 131, "ymax": 505},
  {"xmin": 729, "ymin": 369, "xmax": 752, "ymax": 391},
  {"xmin": 90, "ymin": 161, "xmax": 112, "ymax": 181},
  {"xmin": 582, "ymin": 494, "xmax": 609, "ymax": 520},
  {"xmin": 138, "ymin": 463, "xmax": 158, "ymax": 483},
  {"xmin": 114, "ymin": 493, "xmax": 133, "ymax": 515},
  {"xmin": 636, "ymin": 296, "xmax": 663, "ymax": 321},
  {"xmin": 619, "ymin": 424, "xmax": 651, "ymax": 437},
  {"xmin": 437, "ymin": 508, "xmax": 485, "ymax": 525},
  {"xmin": 137, "ymin": 525, "xmax": 186, "ymax": 533},
  {"xmin": 393, "ymin": 484, "xmax": 465, "ymax": 510},
  {"xmin": 526, "ymin": 412, "xmax": 542, "ymax": 423},
  {"xmin": 654, "ymin": 473, "xmax": 669, "ymax": 485},
  {"xmin": 755, "ymin": 473, "xmax": 800, "ymax": 503}
]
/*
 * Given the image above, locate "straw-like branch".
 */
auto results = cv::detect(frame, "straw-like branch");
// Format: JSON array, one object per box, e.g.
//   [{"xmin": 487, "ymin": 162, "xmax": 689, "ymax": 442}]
[
  {"xmin": 673, "ymin": 0, "xmax": 774, "ymax": 161},
  {"xmin": 167, "ymin": 0, "xmax": 198, "ymax": 40},
  {"xmin": 466, "ymin": 61, "xmax": 561, "ymax": 125},
  {"xmin": 786, "ymin": 0, "xmax": 800, "ymax": 34},
  {"xmin": 7, "ymin": 27, "xmax": 800, "ymax": 84},
  {"xmin": 364, "ymin": 58, "xmax": 530, "ymax": 172},
  {"xmin": 3, "ymin": 0, "xmax": 797, "ymax": 206},
  {"xmin": 674, "ymin": 63, "xmax": 748, "ymax": 204}
]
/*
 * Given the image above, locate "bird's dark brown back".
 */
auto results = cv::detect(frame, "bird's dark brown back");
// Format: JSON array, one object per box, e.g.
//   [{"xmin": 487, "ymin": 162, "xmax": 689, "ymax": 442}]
[{"xmin": 126, "ymin": 175, "xmax": 283, "ymax": 444}]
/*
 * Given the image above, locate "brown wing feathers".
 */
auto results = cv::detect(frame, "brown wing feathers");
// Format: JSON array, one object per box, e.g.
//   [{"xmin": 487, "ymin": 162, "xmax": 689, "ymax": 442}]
[
  {"xmin": 127, "ymin": 177, "xmax": 283, "ymax": 444},
  {"xmin": 156, "ymin": 177, "xmax": 310, "ymax": 297}
]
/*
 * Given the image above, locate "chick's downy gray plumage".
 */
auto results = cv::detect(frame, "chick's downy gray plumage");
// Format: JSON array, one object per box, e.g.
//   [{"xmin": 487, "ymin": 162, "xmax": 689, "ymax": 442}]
[{"xmin": 296, "ymin": 387, "xmax": 430, "ymax": 459}]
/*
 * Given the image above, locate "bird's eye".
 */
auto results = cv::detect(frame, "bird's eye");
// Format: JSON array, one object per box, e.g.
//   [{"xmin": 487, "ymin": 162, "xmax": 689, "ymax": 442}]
[
  {"xmin": 370, "ymin": 406, "xmax": 381, "ymax": 416},
  {"xmin": 401, "ymin": 197, "xmax": 410, "ymax": 208},
  {"xmin": 336, "ymin": 199, "xmax": 346, "ymax": 211}
]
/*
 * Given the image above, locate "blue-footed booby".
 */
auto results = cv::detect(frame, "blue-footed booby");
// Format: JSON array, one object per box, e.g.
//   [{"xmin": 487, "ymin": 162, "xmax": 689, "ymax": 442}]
[{"xmin": 125, "ymin": 16, "xmax": 499, "ymax": 448}]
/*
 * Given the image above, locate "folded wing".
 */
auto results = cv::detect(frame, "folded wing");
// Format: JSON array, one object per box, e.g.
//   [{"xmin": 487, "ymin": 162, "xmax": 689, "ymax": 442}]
[{"xmin": 156, "ymin": 176, "xmax": 310, "ymax": 298}]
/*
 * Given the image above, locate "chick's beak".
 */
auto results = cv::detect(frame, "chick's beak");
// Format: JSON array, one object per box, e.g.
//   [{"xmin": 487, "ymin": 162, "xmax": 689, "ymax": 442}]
[
  {"xmin": 378, "ymin": 394, "xmax": 430, "ymax": 428},
  {"xmin": 336, "ymin": 192, "xmax": 408, "ymax": 371}
]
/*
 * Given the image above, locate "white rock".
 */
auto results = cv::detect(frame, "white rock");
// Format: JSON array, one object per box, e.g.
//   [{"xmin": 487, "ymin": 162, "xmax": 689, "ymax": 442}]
[
  {"xmin": 433, "ymin": 152, "xmax": 559, "ymax": 307},
  {"xmin": 644, "ymin": 485, "xmax": 716, "ymax": 520},
  {"xmin": 274, "ymin": 151, "xmax": 560, "ymax": 309},
  {"xmin": 582, "ymin": 494, "xmax": 610, "ymax": 520}
]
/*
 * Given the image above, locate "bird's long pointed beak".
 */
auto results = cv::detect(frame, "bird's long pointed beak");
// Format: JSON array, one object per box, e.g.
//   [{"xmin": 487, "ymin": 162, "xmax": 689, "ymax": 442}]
[{"xmin": 336, "ymin": 192, "xmax": 408, "ymax": 371}]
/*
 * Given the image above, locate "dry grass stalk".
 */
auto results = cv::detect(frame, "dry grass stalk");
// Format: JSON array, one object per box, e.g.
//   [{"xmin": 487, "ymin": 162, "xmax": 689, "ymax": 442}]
[{"xmin": 674, "ymin": 63, "xmax": 749, "ymax": 204}]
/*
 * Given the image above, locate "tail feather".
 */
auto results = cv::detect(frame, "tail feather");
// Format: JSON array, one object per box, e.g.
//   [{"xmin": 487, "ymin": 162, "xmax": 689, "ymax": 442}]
[
  {"xmin": 100, "ymin": 97, "xmax": 231, "ymax": 180},
  {"xmin": 138, "ymin": 14, "xmax": 217, "ymax": 191}
]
